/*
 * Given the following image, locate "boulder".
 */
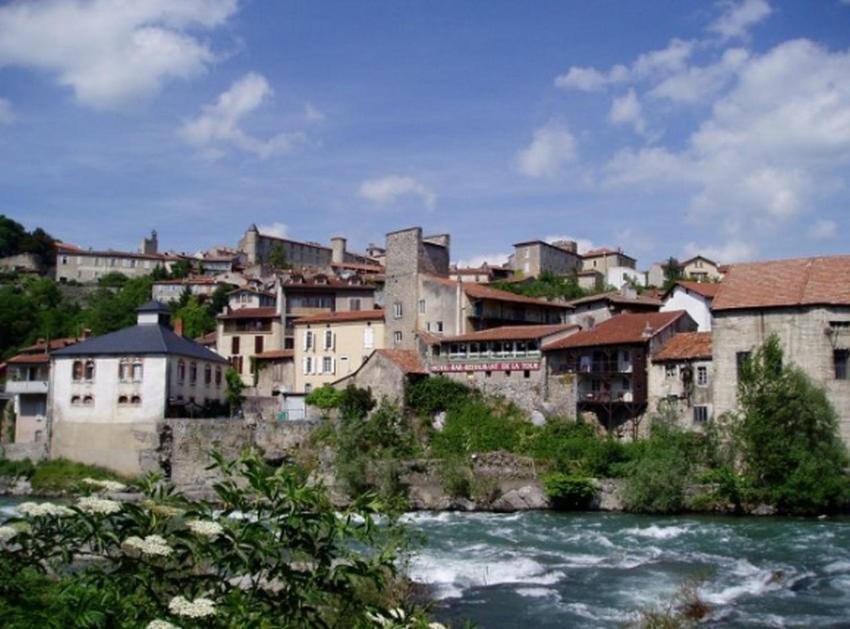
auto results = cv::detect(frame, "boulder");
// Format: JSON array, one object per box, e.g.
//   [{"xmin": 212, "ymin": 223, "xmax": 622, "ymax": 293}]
[{"xmin": 491, "ymin": 484, "xmax": 549, "ymax": 512}]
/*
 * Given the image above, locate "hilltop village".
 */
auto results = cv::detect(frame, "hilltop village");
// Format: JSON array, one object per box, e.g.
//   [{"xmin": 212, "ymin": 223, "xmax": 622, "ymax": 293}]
[{"xmin": 2, "ymin": 221, "xmax": 849, "ymax": 478}]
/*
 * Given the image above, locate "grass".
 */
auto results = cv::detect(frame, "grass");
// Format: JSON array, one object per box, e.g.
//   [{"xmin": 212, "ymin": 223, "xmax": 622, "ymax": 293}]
[{"xmin": 0, "ymin": 457, "xmax": 132, "ymax": 493}]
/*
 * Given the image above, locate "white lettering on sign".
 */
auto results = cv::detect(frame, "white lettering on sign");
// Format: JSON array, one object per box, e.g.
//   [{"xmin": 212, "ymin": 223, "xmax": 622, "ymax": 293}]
[{"xmin": 430, "ymin": 361, "xmax": 540, "ymax": 373}]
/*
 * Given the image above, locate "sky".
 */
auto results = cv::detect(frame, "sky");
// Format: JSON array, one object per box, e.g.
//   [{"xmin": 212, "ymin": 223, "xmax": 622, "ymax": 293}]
[{"xmin": 1, "ymin": 0, "xmax": 849, "ymax": 269}]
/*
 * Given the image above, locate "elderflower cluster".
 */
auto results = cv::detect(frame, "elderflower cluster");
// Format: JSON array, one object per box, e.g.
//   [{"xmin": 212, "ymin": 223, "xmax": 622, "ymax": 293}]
[
  {"xmin": 122, "ymin": 534, "xmax": 173, "ymax": 557},
  {"xmin": 77, "ymin": 496, "xmax": 122, "ymax": 515},
  {"xmin": 0, "ymin": 525, "xmax": 18, "ymax": 542},
  {"xmin": 18, "ymin": 502, "xmax": 74, "ymax": 518},
  {"xmin": 168, "ymin": 596, "xmax": 216, "ymax": 618},
  {"xmin": 186, "ymin": 519, "xmax": 224, "ymax": 539},
  {"xmin": 367, "ymin": 608, "xmax": 446, "ymax": 629},
  {"xmin": 146, "ymin": 621, "xmax": 178, "ymax": 629},
  {"xmin": 82, "ymin": 478, "xmax": 127, "ymax": 492}
]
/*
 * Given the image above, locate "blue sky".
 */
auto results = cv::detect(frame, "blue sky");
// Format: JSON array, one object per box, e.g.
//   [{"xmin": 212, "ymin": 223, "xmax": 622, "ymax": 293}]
[{"xmin": 1, "ymin": 0, "xmax": 849, "ymax": 268}]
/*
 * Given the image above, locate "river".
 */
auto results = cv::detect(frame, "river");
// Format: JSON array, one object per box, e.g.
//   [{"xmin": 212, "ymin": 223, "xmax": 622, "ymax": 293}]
[{"xmin": 401, "ymin": 511, "xmax": 850, "ymax": 628}]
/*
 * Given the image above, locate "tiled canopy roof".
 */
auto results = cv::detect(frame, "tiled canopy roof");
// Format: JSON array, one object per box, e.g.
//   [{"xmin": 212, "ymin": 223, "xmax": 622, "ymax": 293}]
[
  {"xmin": 293, "ymin": 309, "xmax": 384, "ymax": 325},
  {"xmin": 218, "ymin": 307, "xmax": 278, "ymax": 320},
  {"xmin": 440, "ymin": 324, "xmax": 579, "ymax": 343},
  {"xmin": 652, "ymin": 332, "xmax": 712, "ymax": 362},
  {"xmin": 375, "ymin": 349, "xmax": 427, "ymax": 375},
  {"xmin": 543, "ymin": 311, "xmax": 686, "ymax": 350},
  {"xmin": 712, "ymin": 255, "xmax": 850, "ymax": 311},
  {"xmin": 254, "ymin": 349, "xmax": 295, "ymax": 360},
  {"xmin": 425, "ymin": 275, "xmax": 571, "ymax": 309},
  {"xmin": 568, "ymin": 291, "xmax": 662, "ymax": 308}
]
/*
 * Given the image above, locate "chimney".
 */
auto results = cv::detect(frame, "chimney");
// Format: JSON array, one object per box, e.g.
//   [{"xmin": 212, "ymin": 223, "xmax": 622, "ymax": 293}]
[
  {"xmin": 173, "ymin": 317, "xmax": 184, "ymax": 337},
  {"xmin": 642, "ymin": 321, "xmax": 654, "ymax": 338},
  {"xmin": 82, "ymin": 328, "xmax": 92, "ymax": 339},
  {"xmin": 330, "ymin": 236, "xmax": 346, "ymax": 264}
]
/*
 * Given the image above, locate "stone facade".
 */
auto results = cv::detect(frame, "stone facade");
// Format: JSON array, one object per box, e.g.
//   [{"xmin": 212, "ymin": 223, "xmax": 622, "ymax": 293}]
[
  {"xmin": 511, "ymin": 240, "xmax": 580, "ymax": 278},
  {"xmin": 648, "ymin": 357, "xmax": 714, "ymax": 429},
  {"xmin": 712, "ymin": 307, "xmax": 850, "ymax": 442}
]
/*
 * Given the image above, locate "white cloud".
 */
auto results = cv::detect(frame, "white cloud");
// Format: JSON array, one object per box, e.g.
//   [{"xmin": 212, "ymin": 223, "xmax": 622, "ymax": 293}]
[
  {"xmin": 0, "ymin": 0, "xmax": 238, "ymax": 109},
  {"xmin": 555, "ymin": 39, "xmax": 693, "ymax": 92},
  {"xmin": 807, "ymin": 219, "xmax": 838, "ymax": 240},
  {"xmin": 516, "ymin": 122, "xmax": 577, "ymax": 178},
  {"xmin": 650, "ymin": 48, "xmax": 750, "ymax": 104},
  {"xmin": 0, "ymin": 97, "xmax": 13, "ymax": 124},
  {"xmin": 358, "ymin": 175, "xmax": 436, "ymax": 210},
  {"xmin": 708, "ymin": 0, "xmax": 772, "ymax": 41},
  {"xmin": 257, "ymin": 222, "xmax": 289, "ymax": 239},
  {"xmin": 606, "ymin": 39, "xmax": 850, "ymax": 243},
  {"xmin": 456, "ymin": 252, "xmax": 511, "ymax": 268},
  {"xmin": 683, "ymin": 240, "xmax": 756, "ymax": 263},
  {"xmin": 304, "ymin": 102, "xmax": 325, "ymax": 123},
  {"xmin": 180, "ymin": 72, "xmax": 306, "ymax": 159},
  {"xmin": 609, "ymin": 89, "xmax": 646, "ymax": 135},
  {"xmin": 544, "ymin": 234, "xmax": 595, "ymax": 254}
]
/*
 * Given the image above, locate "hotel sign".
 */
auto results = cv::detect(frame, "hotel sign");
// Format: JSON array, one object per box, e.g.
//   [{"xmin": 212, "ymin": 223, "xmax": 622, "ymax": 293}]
[{"xmin": 431, "ymin": 361, "xmax": 540, "ymax": 373}]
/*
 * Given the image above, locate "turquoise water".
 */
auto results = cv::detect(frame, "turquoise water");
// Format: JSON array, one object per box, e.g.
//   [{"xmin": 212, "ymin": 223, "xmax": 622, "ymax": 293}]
[{"xmin": 401, "ymin": 511, "xmax": 850, "ymax": 628}]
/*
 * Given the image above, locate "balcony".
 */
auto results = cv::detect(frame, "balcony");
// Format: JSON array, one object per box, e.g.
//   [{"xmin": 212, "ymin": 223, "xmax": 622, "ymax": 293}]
[
  {"xmin": 580, "ymin": 390, "xmax": 635, "ymax": 403},
  {"xmin": 6, "ymin": 380, "xmax": 48, "ymax": 395}
]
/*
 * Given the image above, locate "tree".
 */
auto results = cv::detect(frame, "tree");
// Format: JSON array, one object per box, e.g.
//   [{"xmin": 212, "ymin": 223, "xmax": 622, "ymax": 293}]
[
  {"xmin": 734, "ymin": 334, "xmax": 850, "ymax": 513},
  {"xmin": 305, "ymin": 385, "xmax": 343, "ymax": 417},
  {"xmin": 97, "ymin": 271, "xmax": 128, "ymax": 287},
  {"xmin": 169, "ymin": 259, "xmax": 192, "ymax": 279},
  {"xmin": 224, "ymin": 368, "xmax": 245, "ymax": 416},
  {"xmin": 173, "ymin": 296, "xmax": 216, "ymax": 339},
  {"xmin": 206, "ymin": 283, "xmax": 232, "ymax": 317},
  {"xmin": 491, "ymin": 270, "xmax": 586, "ymax": 301},
  {"xmin": 661, "ymin": 257, "xmax": 683, "ymax": 292},
  {"xmin": 267, "ymin": 244, "xmax": 292, "ymax": 270}
]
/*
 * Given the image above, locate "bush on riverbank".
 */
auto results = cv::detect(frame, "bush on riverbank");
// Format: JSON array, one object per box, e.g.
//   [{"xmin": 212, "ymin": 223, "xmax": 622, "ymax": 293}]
[
  {"xmin": 543, "ymin": 473, "xmax": 597, "ymax": 510},
  {"xmin": 0, "ymin": 457, "xmax": 128, "ymax": 493},
  {"xmin": 0, "ymin": 452, "xmax": 430, "ymax": 627}
]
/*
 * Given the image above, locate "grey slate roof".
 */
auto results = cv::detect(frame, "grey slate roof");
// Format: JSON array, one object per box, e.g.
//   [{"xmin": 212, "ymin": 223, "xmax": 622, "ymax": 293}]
[
  {"xmin": 52, "ymin": 324, "xmax": 227, "ymax": 363},
  {"xmin": 137, "ymin": 300, "xmax": 171, "ymax": 314}
]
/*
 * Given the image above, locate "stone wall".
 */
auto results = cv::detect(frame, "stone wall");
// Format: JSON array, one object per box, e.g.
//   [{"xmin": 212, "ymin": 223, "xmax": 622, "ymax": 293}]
[
  {"xmin": 0, "ymin": 441, "xmax": 49, "ymax": 463},
  {"xmin": 335, "ymin": 352, "xmax": 409, "ymax": 405}
]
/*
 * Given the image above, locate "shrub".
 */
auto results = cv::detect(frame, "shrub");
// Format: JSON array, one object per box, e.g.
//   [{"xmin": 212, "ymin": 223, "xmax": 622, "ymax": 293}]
[
  {"xmin": 431, "ymin": 398, "xmax": 528, "ymax": 458},
  {"xmin": 0, "ymin": 458, "xmax": 35, "ymax": 479},
  {"xmin": 338, "ymin": 384, "xmax": 376, "ymax": 421},
  {"xmin": 524, "ymin": 419, "xmax": 628, "ymax": 477},
  {"xmin": 0, "ymin": 452, "xmax": 424, "ymax": 627},
  {"xmin": 543, "ymin": 473, "xmax": 597, "ymax": 510},
  {"xmin": 28, "ymin": 458, "xmax": 127, "ymax": 493},
  {"xmin": 622, "ymin": 448, "xmax": 688, "ymax": 514},
  {"xmin": 406, "ymin": 376, "xmax": 471, "ymax": 416},
  {"xmin": 470, "ymin": 474, "xmax": 501, "ymax": 504},
  {"xmin": 438, "ymin": 457, "xmax": 472, "ymax": 499},
  {"xmin": 305, "ymin": 385, "xmax": 343, "ymax": 415}
]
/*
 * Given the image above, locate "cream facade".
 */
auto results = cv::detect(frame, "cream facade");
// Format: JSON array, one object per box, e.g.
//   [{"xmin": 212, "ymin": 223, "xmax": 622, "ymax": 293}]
[{"xmin": 293, "ymin": 312, "xmax": 385, "ymax": 392}]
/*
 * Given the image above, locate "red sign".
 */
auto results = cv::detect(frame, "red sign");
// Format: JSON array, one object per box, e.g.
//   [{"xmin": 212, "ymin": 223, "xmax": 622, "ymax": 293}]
[{"xmin": 430, "ymin": 361, "xmax": 540, "ymax": 373}]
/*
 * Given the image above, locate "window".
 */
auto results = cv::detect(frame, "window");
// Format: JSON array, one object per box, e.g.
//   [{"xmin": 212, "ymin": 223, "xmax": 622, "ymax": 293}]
[
  {"xmin": 118, "ymin": 395, "xmax": 129, "ymax": 405},
  {"xmin": 71, "ymin": 395, "xmax": 81, "ymax": 405},
  {"xmin": 84, "ymin": 360, "xmax": 95, "ymax": 381},
  {"xmin": 131, "ymin": 395, "xmax": 141, "ymax": 405},
  {"xmin": 693, "ymin": 406, "xmax": 709, "ymax": 423},
  {"xmin": 393, "ymin": 331, "xmax": 403, "ymax": 345},
  {"xmin": 350, "ymin": 298, "xmax": 361, "ymax": 311},
  {"xmin": 324, "ymin": 329, "xmax": 334, "ymax": 351},
  {"xmin": 83, "ymin": 395, "xmax": 94, "ymax": 406},
  {"xmin": 418, "ymin": 299, "xmax": 426, "ymax": 314},
  {"xmin": 485, "ymin": 371, "xmax": 492, "ymax": 378},
  {"xmin": 304, "ymin": 330, "xmax": 314, "ymax": 351},
  {"xmin": 835, "ymin": 350, "xmax": 849, "ymax": 380},
  {"xmin": 523, "ymin": 370, "xmax": 531, "ymax": 379},
  {"xmin": 736, "ymin": 351, "xmax": 751, "ymax": 381},
  {"xmin": 303, "ymin": 356, "xmax": 312, "ymax": 375},
  {"xmin": 697, "ymin": 365, "xmax": 709, "ymax": 386},
  {"xmin": 505, "ymin": 370, "xmax": 512, "ymax": 377},
  {"xmin": 119, "ymin": 359, "xmax": 131, "ymax": 382},
  {"xmin": 231, "ymin": 336, "xmax": 240, "ymax": 355},
  {"xmin": 177, "ymin": 360, "xmax": 186, "ymax": 384},
  {"xmin": 204, "ymin": 363, "xmax": 212, "ymax": 385},
  {"xmin": 393, "ymin": 302, "xmax": 403, "ymax": 319},
  {"xmin": 665, "ymin": 364, "xmax": 677, "ymax": 378},
  {"xmin": 304, "ymin": 384, "xmax": 313, "ymax": 394},
  {"xmin": 215, "ymin": 366, "xmax": 222, "ymax": 387},
  {"xmin": 255, "ymin": 335, "xmax": 264, "ymax": 354},
  {"xmin": 132, "ymin": 360, "xmax": 143, "ymax": 382},
  {"xmin": 363, "ymin": 325, "xmax": 374, "ymax": 350},
  {"xmin": 231, "ymin": 356, "xmax": 243, "ymax": 373},
  {"xmin": 189, "ymin": 361, "xmax": 197, "ymax": 385},
  {"xmin": 72, "ymin": 360, "xmax": 84, "ymax": 381},
  {"xmin": 322, "ymin": 356, "xmax": 333, "ymax": 374}
]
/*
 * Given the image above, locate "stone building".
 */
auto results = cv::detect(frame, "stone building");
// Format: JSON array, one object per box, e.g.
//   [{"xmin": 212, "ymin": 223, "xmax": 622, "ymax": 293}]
[
  {"xmin": 581, "ymin": 248, "xmax": 637, "ymax": 274},
  {"xmin": 544, "ymin": 310, "xmax": 697, "ymax": 438},
  {"xmin": 253, "ymin": 349, "xmax": 295, "ymax": 396},
  {"xmin": 152, "ymin": 276, "xmax": 230, "ymax": 303},
  {"xmin": 660, "ymin": 280, "xmax": 720, "ymax": 332},
  {"xmin": 681, "ymin": 255, "xmax": 723, "ymax": 282},
  {"xmin": 217, "ymin": 306, "xmax": 284, "ymax": 385},
  {"xmin": 568, "ymin": 288, "xmax": 662, "ymax": 328},
  {"xmin": 55, "ymin": 239, "xmax": 181, "ymax": 283},
  {"xmin": 511, "ymin": 239, "xmax": 581, "ymax": 278},
  {"xmin": 49, "ymin": 302, "xmax": 228, "ymax": 475},
  {"xmin": 237, "ymin": 225, "xmax": 372, "ymax": 267},
  {"xmin": 711, "ymin": 255, "xmax": 850, "ymax": 443},
  {"xmin": 4, "ymin": 336, "xmax": 85, "ymax": 444},
  {"xmin": 426, "ymin": 324, "xmax": 580, "ymax": 418},
  {"xmin": 293, "ymin": 309, "xmax": 385, "ymax": 393},
  {"xmin": 448, "ymin": 263, "xmax": 512, "ymax": 284},
  {"xmin": 649, "ymin": 331, "xmax": 713, "ymax": 428},
  {"xmin": 335, "ymin": 349, "xmax": 429, "ymax": 405}
]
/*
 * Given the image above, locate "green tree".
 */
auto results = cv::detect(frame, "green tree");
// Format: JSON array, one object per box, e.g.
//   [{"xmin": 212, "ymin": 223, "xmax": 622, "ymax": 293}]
[
  {"xmin": 224, "ymin": 368, "xmax": 245, "ymax": 416},
  {"xmin": 267, "ymin": 244, "xmax": 292, "ymax": 270},
  {"xmin": 83, "ymin": 276, "xmax": 154, "ymax": 335},
  {"xmin": 206, "ymin": 283, "xmax": 232, "ymax": 317},
  {"xmin": 0, "ymin": 215, "xmax": 26, "ymax": 257},
  {"xmin": 734, "ymin": 334, "xmax": 850, "ymax": 513},
  {"xmin": 173, "ymin": 296, "xmax": 216, "ymax": 339},
  {"xmin": 97, "ymin": 271, "xmax": 128, "ymax": 287},
  {"xmin": 305, "ymin": 385, "xmax": 344, "ymax": 417},
  {"xmin": 661, "ymin": 257, "xmax": 684, "ymax": 292},
  {"xmin": 169, "ymin": 259, "xmax": 192, "ymax": 279},
  {"xmin": 491, "ymin": 270, "xmax": 586, "ymax": 300}
]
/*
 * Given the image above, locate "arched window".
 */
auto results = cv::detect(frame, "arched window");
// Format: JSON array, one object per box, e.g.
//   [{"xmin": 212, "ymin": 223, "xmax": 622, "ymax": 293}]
[
  {"xmin": 215, "ymin": 366, "xmax": 222, "ymax": 387},
  {"xmin": 118, "ymin": 395, "xmax": 129, "ymax": 404},
  {"xmin": 71, "ymin": 395, "xmax": 81, "ymax": 405},
  {"xmin": 132, "ymin": 360, "xmax": 143, "ymax": 382},
  {"xmin": 119, "ymin": 359, "xmax": 131, "ymax": 382},
  {"xmin": 177, "ymin": 360, "xmax": 186, "ymax": 384},
  {"xmin": 73, "ymin": 360, "xmax": 84, "ymax": 381},
  {"xmin": 204, "ymin": 363, "xmax": 212, "ymax": 385},
  {"xmin": 82, "ymin": 395, "xmax": 94, "ymax": 406},
  {"xmin": 84, "ymin": 360, "xmax": 95, "ymax": 381},
  {"xmin": 189, "ymin": 362, "xmax": 197, "ymax": 385},
  {"xmin": 130, "ymin": 395, "xmax": 141, "ymax": 405}
]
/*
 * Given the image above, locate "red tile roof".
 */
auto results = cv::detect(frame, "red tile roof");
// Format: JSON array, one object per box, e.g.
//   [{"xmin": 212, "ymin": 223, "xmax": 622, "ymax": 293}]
[
  {"xmin": 154, "ymin": 276, "xmax": 220, "ymax": 285},
  {"xmin": 330, "ymin": 261, "xmax": 384, "ymax": 273},
  {"xmin": 20, "ymin": 336, "xmax": 84, "ymax": 353},
  {"xmin": 194, "ymin": 331, "xmax": 217, "ymax": 346},
  {"xmin": 440, "ymin": 324, "xmax": 580, "ymax": 343},
  {"xmin": 254, "ymin": 349, "xmax": 295, "ymax": 360},
  {"xmin": 568, "ymin": 291, "xmax": 662, "ymax": 308},
  {"xmin": 543, "ymin": 311, "xmax": 687, "ymax": 350},
  {"xmin": 218, "ymin": 307, "xmax": 279, "ymax": 320},
  {"xmin": 375, "ymin": 349, "xmax": 427, "ymax": 374},
  {"xmin": 652, "ymin": 332, "xmax": 712, "ymax": 362},
  {"xmin": 293, "ymin": 309, "xmax": 384, "ymax": 325},
  {"xmin": 666, "ymin": 280, "xmax": 721, "ymax": 300},
  {"xmin": 712, "ymin": 255, "xmax": 850, "ymax": 311},
  {"xmin": 583, "ymin": 247, "xmax": 636, "ymax": 261},
  {"xmin": 7, "ymin": 353, "xmax": 50, "ymax": 364},
  {"xmin": 423, "ymin": 275, "xmax": 570, "ymax": 308}
]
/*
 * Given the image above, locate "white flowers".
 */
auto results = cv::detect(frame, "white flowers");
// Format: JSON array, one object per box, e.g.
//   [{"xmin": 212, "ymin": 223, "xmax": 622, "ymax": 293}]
[
  {"xmin": 82, "ymin": 477, "xmax": 127, "ymax": 492},
  {"xmin": 122, "ymin": 534, "xmax": 173, "ymax": 557},
  {"xmin": 0, "ymin": 525, "xmax": 18, "ymax": 542},
  {"xmin": 186, "ymin": 519, "xmax": 224, "ymax": 539},
  {"xmin": 366, "ymin": 608, "xmax": 446, "ymax": 628},
  {"xmin": 18, "ymin": 502, "xmax": 74, "ymax": 518},
  {"xmin": 146, "ymin": 621, "xmax": 178, "ymax": 629},
  {"xmin": 77, "ymin": 496, "xmax": 122, "ymax": 515},
  {"xmin": 168, "ymin": 595, "xmax": 216, "ymax": 618}
]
